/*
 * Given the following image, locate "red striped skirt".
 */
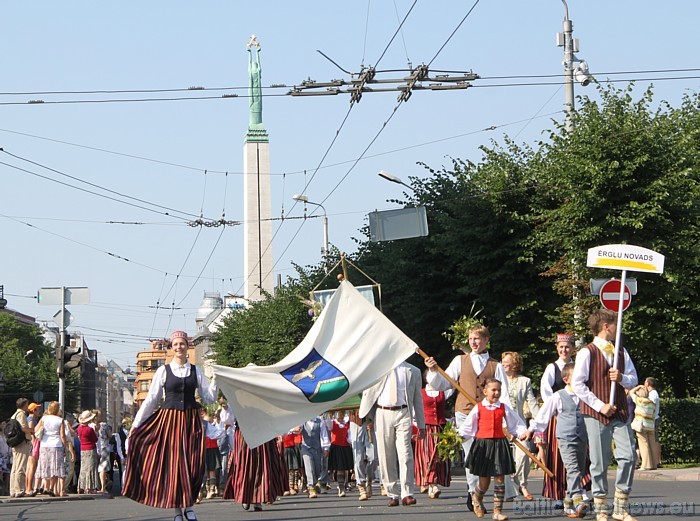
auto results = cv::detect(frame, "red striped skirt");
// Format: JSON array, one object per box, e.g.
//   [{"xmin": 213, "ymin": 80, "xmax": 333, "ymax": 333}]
[
  {"xmin": 222, "ymin": 428, "xmax": 286, "ymax": 504},
  {"xmin": 122, "ymin": 408, "xmax": 204, "ymax": 508},
  {"xmin": 414, "ymin": 424, "xmax": 451, "ymax": 487}
]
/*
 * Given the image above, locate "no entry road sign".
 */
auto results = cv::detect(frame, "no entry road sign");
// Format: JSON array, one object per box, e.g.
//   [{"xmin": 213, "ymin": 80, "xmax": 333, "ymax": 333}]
[{"xmin": 599, "ymin": 279, "xmax": 631, "ymax": 312}]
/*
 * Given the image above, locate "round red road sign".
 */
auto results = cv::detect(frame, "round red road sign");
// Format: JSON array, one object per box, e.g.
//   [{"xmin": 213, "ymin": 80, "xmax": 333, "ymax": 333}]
[{"xmin": 599, "ymin": 279, "xmax": 632, "ymax": 312}]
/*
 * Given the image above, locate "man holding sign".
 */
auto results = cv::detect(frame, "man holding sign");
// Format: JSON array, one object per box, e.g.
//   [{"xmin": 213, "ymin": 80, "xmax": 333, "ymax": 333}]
[{"xmin": 572, "ymin": 309, "xmax": 639, "ymax": 521}]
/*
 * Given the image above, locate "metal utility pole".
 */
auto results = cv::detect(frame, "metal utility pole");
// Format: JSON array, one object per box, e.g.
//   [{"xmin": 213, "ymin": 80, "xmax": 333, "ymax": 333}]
[
  {"xmin": 558, "ymin": 0, "xmax": 592, "ymax": 133},
  {"xmin": 559, "ymin": 0, "xmax": 575, "ymax": 133},
  {"xmin": 38, "ymin": 286, "xmax": 90, "ymax": 410}
]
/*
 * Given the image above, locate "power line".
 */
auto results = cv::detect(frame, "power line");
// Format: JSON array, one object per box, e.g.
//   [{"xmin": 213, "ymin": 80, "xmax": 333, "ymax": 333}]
[{"xmin": 427, "ymin": 0, "xmax": 481, "ymax": 67}]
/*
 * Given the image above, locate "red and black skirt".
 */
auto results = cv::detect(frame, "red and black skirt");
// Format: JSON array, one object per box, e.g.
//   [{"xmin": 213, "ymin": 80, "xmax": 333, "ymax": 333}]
[
  {"xmin": 122, "ymin": 408, "xmax": 205, "ymax": 508},
  {"xmin": 414, "ymin": 423, "xmax": 451, "ymax": 486},
  {"xmin": 222, "ymin": 428, "xmax": 286, "ymax": 504}
]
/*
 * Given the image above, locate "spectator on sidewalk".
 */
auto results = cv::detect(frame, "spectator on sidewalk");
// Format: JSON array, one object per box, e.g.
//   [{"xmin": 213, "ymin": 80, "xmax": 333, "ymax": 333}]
[
  {"xmin": 644, "ymin": 377, "xmax": 662, "ymax": 468},
  {"xmin": 9, "ymin": 398, "xmax": 33, "ymax": 498}
]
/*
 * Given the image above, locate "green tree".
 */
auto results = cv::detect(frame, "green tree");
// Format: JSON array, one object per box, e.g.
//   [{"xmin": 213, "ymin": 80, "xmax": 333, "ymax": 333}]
[
  {"xmin": 353, "ymin": 85, "xmax": 700, "ymax": 396},
  {"xmin": 211, "ymin": 270, "xmax": 321, "ymax": 368},
  {"xmin": 526, "ymin": 85, "xmax": 700, "ymax": 396},
  {"xmin": 0, "ymin": 314, "xmax": 80, "ymax": 418}
]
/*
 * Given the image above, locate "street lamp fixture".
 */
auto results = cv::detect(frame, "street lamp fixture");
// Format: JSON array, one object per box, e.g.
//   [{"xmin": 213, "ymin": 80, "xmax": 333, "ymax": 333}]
[
  {"xmin": 292, "ymin": 194, "xmax": 329, "ymax": 263},
  {"xmin": 378, "ymin": 170, "xmax": 414, "ymax": 191}
]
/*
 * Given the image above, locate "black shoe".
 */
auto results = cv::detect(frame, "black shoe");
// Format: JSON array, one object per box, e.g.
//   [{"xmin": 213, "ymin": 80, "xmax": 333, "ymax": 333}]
[{"xmin": 467, "ymin": 492, "xmax": 473, "ymax": 511}]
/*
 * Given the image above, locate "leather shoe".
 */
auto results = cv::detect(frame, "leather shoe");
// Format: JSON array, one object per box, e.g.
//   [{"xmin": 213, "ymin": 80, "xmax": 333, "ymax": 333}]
[
  {"xmin": 467, "ymin": 493, "xmax": 474, "ymax": 511},
  {"xmin": 402, "ymin": 496, "xmax": 417, "ymax": 506},
  {"xmin": 388, "ymin": 497, "xmax": 399, "ymax": 507}
]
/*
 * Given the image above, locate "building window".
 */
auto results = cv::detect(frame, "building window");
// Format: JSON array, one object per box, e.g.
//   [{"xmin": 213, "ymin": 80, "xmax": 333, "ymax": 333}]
[{"xmin": 140, "ymin": 381, "xmax": 150, "ymax": 391}]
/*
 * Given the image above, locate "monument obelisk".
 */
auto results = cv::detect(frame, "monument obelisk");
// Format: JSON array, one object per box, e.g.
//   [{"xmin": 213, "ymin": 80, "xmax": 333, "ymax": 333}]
[{"xmin": 243, "ymin": 36, "xmax": 274, "ymax": 301}]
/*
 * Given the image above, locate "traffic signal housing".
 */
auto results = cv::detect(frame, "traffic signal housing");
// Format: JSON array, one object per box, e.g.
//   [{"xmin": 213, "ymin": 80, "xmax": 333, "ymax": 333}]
[{"xmin": 63, "ymin": 344, "xmax": 82, "ymax": 374}]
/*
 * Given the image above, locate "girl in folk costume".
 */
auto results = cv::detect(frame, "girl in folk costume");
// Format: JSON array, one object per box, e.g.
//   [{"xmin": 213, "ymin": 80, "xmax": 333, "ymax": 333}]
[
  {"xmin": 414, "ymin": 372, "xmax": 453, "ymax": 499},
  {"xmin": 202, "ymin": 409, "xmax": 226, "ymax": 500},
  {"xmin": 327, "ymin": 414, "xmax": 354, "ymax": 497},
  {"xmin": 458, "ymin": 379, "xmax": 527, "ymax": 521},
  {"xmin": 123, "ymin": 331, "xmax": 217, "ymax": 521},
  {"xmin": 221, "ymin": 418, "xmax": 287, "ymax": 511},
  {"xmin": 282, "ymin": 427, "xmax": 303, "ymax": 495}
]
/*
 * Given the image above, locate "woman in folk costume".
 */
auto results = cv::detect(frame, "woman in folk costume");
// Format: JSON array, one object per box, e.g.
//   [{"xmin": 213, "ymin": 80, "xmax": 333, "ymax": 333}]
[
  {"xmin": 414, "ymin": 370, "xmax": 453, "ymax": 499},
  {"xmin": 540, "ymin": 334, "xmax": 590, "ymax": 506},
  {"xmin": 123, "ymin": 331, "xmax": 217, "ymax": 521},
  {"xmin": 221, "ymin": 416, "xmax": 287, "ymax": 511}
]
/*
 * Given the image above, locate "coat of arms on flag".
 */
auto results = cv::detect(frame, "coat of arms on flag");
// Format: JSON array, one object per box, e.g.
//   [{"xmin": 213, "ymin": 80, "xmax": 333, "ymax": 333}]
[{"xmin": 281, "ymin": 348, "xmax": 349, "ymax": 403}]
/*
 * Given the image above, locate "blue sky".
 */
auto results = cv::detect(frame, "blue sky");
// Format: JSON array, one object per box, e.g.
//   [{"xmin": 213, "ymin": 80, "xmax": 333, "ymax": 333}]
[{"xmin": 2, "ymin": 1, "xmax": 698, "ymax": 370}]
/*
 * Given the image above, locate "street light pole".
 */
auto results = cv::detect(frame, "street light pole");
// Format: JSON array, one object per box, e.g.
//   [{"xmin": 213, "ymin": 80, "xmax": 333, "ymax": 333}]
[{"xmin": 292, "ymin": 194, "xmax": 329, "ymax": 269}]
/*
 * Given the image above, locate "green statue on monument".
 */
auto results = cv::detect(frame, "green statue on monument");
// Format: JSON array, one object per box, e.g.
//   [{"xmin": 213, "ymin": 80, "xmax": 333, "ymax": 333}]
[{"xmin": 245, "ymin": 35, "xmax": 268, "ymax": 142}]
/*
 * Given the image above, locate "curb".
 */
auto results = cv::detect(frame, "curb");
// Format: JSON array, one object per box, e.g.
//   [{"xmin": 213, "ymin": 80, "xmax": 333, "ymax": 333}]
[
  {"xmin": 0, "ymin": 493, "xmax": 115, "ymax": 504},
  {"xmin": 530, "ymin": 468, "xmax": 700, "ymax": 482}
]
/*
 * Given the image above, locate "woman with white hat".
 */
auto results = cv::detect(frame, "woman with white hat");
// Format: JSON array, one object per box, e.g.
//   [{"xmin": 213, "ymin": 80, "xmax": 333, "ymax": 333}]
[
  {"xmin": 76, "ymin": 409, "xmax": 99, "ymax": 494},
  {"xmin": 123, "ymin": 330, "xmax": 217, "ymax": 521}
]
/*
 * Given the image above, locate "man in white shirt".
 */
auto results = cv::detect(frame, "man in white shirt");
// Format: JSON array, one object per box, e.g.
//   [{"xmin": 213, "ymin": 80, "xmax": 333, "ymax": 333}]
[{"xmin": 359, "ymin": 361, "xmax": 425, "ymax": 507}]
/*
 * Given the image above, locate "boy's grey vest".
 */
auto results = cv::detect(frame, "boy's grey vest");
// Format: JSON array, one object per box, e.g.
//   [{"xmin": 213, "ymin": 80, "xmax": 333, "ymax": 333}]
[{"xmin": 555, "ymin": 389, "xmax": 587, "ymax": 441}]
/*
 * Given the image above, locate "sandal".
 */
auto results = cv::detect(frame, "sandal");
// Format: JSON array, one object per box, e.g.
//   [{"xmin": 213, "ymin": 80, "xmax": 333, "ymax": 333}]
[
  {"xmin": 174, "ymin": 516, "xmax": 184, "ymax": 521},
  {"xmin": 184, "ymin": 509, "xmax": 198, "ymax": 521},
  {"xmin": 520, "ymin": 487, "xmax": 534, "ymax": 501},
  {"xmin": 253, "ymin": 504, "xmax": 263, "ymax": 511}
]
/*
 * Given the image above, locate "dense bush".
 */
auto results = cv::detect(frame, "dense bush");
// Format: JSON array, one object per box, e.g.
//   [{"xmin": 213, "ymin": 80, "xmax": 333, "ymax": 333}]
[{"xmin": 658, "ymin": 398, "xmax": 700, "ymax": 463}]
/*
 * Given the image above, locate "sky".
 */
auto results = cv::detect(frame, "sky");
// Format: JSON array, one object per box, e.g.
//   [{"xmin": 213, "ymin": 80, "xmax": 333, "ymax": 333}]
[{"xmin": 2, "ymin": 1, "xmax": 698, "ymax": 371}]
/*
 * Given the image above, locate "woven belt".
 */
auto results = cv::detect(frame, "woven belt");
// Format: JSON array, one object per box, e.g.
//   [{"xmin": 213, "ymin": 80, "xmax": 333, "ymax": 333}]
[{"xmin": 376, "ymin": 405, "xmax": 408, "ymax": 411}]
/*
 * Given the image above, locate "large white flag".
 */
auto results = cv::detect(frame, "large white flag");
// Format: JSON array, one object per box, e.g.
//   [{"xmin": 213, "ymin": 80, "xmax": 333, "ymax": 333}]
[{"xmin": 213, "ymin": 280, "xmax": 418, "ymax": 448}]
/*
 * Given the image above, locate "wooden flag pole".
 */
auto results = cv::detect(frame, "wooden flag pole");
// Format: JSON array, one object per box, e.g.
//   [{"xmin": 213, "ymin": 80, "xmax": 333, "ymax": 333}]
[{"xmin": 416, "ymin": 347, "xmax": 554, "ymax": 479}]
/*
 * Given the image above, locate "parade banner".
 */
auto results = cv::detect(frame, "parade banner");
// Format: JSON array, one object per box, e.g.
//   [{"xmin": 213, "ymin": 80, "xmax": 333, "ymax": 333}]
[{"xmin": 214, "ymin": 280, "xmax": 418, "ymax": 448}]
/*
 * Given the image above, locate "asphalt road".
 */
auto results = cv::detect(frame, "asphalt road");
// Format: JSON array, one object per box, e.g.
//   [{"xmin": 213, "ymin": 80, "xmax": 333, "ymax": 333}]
[{"xmin": 1, "ymin": 473, "xmax": 699, "ymax": 521}]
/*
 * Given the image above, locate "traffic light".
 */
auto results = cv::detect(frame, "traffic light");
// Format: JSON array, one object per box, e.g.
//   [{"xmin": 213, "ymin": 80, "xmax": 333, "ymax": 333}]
[{"xmin": 63, "ymin": 343, "xmax": 82, "ymax": 374}]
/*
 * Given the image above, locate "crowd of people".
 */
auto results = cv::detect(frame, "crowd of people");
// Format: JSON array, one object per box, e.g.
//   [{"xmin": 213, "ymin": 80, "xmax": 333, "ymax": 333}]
[
  {"xmin": 1, "ymin": 399, "xmax": 127, "ymax": 499},
  {"xmin": 1, "ymin": 311, "xmax": 663, "ymax": 521}
]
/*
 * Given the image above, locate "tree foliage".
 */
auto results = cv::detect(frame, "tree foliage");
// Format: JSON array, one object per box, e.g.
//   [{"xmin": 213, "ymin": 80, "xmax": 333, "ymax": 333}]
[
  {"xmin": 0, "ymin": 314, "xmax": 80, "ymax": 419},
  {"xmin": 353, "ymin": 85, "xmax": 700, "ymax": 397},
  {"xmin": 211, "ymin": 268, "xmax": 322, "ymax": 367}
]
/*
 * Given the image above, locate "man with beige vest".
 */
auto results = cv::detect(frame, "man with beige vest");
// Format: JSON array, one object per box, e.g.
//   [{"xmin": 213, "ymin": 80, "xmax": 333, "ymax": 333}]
[{"xmin": 424, "ymin": 324, "xmax": 511, "ymax": 510}]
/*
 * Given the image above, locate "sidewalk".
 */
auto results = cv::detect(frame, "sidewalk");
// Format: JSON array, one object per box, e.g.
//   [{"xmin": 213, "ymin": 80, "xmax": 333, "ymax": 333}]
[{"xmin": 529, "ymin": 466, "xmax": 700, "ymax": 482}]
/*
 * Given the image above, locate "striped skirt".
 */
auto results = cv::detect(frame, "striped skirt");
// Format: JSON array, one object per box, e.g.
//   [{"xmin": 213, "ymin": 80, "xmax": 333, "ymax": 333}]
[
  {"xmin": 222, "ymin": 428, "xmax": 286, "ymax": 505},
  {"xmin": 122, "ymin": 408, "xmax": 205, "ymax": 509},
  {"xmin": 542, "ymin": 417, "xmax": 566, "ymax": 500},
  {"xmin": 414, "ymin": 424, "xmax": 451, "ymax": 487}
]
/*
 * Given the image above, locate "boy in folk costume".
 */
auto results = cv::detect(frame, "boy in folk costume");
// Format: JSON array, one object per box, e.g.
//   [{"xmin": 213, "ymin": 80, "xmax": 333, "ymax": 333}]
[
  {"xmin": 571, "ymin": 309, "xmax": 638, "ymax": 521},
  {"xmin": 424, "ymin": 322, "xmax": 512, "ymax": 512},
  {"xmin": 525, "ymin": 364, "xmax": 589, "ymax": 519}
]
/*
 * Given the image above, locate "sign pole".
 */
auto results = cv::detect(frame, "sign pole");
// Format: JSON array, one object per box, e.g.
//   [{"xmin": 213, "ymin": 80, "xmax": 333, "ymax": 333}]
[
  {"xmin": 58, "ymin": 286, "xmax": 66, "ymax": 409},
  {"xmin": 610, "ymin": 270, "xmax": 627, "ymax": 404}
]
